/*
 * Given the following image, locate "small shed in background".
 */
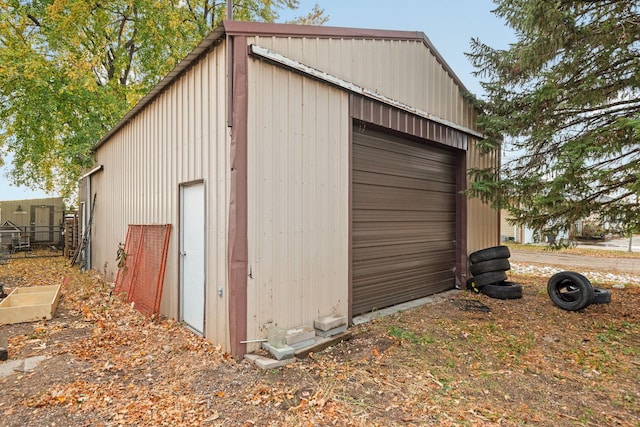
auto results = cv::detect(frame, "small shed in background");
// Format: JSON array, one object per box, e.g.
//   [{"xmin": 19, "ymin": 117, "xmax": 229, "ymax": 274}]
[
  {"xmin": 81, "ymin": 21, "xmax": 500, "ymax": 356},
  {"xmin": 0, "ymin": 197, "xmax": 65, "ymax": 249}
]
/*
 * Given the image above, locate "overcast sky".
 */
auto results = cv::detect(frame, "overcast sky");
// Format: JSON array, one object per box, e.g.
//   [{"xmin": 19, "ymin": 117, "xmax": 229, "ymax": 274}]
[{"xmin": 0, "ymin": 0, "xmax": 515, "ymax": 201}]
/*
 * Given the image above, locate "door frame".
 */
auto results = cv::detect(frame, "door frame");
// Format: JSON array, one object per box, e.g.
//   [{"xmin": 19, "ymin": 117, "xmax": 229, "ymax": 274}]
[
  {"xmin": 30, "ymin": 205, "xmax": 54, "ymax": 242},
  {"xmin": 348, "ymin": 96, "xmax": 470, "ymax": 320},
  {"xmin": 179, "ymin": 180, "xmax": 207, "ymax": 335},
  {"xmin": 350, "ymin": 127, "xmax": 460, "ymax": 315}
]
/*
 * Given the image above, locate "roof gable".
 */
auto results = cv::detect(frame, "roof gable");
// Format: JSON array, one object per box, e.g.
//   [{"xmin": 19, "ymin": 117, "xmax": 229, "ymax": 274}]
[
  {"xmin": 0, "ymin": 220, "xmax": 20, "ymax": 231},
  {"xmin": 95, "ymin": 20, "xmax": 473, "ymax": 150}
]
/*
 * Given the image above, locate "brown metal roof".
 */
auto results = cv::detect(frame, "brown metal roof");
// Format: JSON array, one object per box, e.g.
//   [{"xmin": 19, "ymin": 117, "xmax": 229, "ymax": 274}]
[{"xmin": 93, "ymin": 20, "xmax": 473, "ymax": 150}]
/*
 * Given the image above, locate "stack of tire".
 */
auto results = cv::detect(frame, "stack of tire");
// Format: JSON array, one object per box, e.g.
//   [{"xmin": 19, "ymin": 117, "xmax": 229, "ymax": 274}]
[
  {"xmin": 547, "ymin": 271, "xmax": 611, "ymax": 311},
  {"xmin": 468, "ymin": 246, "xmax": 522, "ymax": 299}
]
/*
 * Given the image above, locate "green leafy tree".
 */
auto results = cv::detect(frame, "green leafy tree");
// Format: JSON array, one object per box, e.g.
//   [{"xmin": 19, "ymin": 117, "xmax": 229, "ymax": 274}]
[
  {"xmin": 467, "ymin": 0, "xmax": 640, "ymax": 238},
  {"xmin": 0, "ymin": 0, "xmax": 326, "ymax": 197}
]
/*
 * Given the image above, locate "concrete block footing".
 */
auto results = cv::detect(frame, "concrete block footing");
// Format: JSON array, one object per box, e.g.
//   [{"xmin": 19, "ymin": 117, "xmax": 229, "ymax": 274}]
[
  {"xmin": 289, "ymin": 338, "xmax": 316, "ymax": 349},
  {"xmin": 244, "ymin": 354, "xmax": 296, "ymax": 370},
  {"xmin": 314, "ymin": 315, "xmax": 346, "ymax": 332},
  {"xmin": 261, "ymin": 342, "xmax": 295, "ymax": 360},
  {"xmin": 315, "ymin": 324, "xmax": 347, "ymax": 338},
  {"xmin": 285, "ymin": 325, "xmax": 316, "ymax": 346}
]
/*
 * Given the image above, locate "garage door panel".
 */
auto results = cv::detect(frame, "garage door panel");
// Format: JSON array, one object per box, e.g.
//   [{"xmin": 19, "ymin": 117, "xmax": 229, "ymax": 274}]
[
  {"xmin": 354, "ymin": 270, "xmax": 453, "ymax": 294},
  {"xmin": 354, "ymin": 149, "xmax": 455, "ymax": 183},
  {"xmin": 352, "ymin": 241, "xmax": 455, "ymax": 262},
  {"xmin": 353, "ymin": 272, "xmax": 453, "ymax": 313},
  {"xmin": 352, "ymin": 129, "xmax": 457, "ymax": 315},
  {"xmin": 354, "ymin": 131, "xmax": 457, "ymax": 165},
  {"xmin": 354, "ymin": 282, "xmax": 452, "ymax": 312},
  {"xmin": 353, "ymin": 221, "xmax": 455, "ymax": 246},
  {"xmin": 353, "ymin": 253, "xmax": 455, "ymax": 278},
  {"xmin": 353, "ymin": 148, "xmax": 454, "ymax": 180},
  {"xmin": 353, "ymin": 170, "xmax": 456, "ymax": 192},
  {"xmin": 354, "ymin": 183, "xmax": 455, "ymax": 201},
  {"xmin": 353, "ymin": 209, "xmax": 454, "ymax": 223},
  {"xmin": 354, "ymin": 185, "xmax": 456, "ymax": 211}
]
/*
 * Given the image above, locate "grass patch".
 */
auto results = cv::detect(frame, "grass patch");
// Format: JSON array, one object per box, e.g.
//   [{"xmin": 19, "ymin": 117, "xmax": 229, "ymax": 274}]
[{"xmin": 388, "ymin": 326, "xmax": 434, "ymax": 345}]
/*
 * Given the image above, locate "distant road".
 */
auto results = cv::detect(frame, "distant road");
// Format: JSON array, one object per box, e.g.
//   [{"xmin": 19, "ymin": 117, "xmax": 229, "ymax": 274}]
[{"xmin": 510, "ymin": 250, "xmax": 639, "ymax": 275}]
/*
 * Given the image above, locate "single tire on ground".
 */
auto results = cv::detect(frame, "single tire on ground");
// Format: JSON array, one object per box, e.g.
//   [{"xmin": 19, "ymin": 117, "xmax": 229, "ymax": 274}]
[
  {"xmin": 592, "ymin": 287, "xmax": 612, "ymax": 304},
  {"xmin": 470, "ymin": 258, "xmax": 511, "ymax": 276},
  {"xmin": 558, "ymin": 279, "xmax": 580, "ymax": 302},
  {"xmin": 563, "ymin": 283, "xmax": 611, "ymax": 304},
  {"xmin": 481, "ymin": 281, "xmax": 523, "ymax": 299},
  {"xmin": 547, "ymin": 271, "xmax": 594, "ymax": 311},
  {"xmin": 560, "ymin": 281, "xmax": 610, "ymax": 305},
  {"xmin": 470, "ymin": 270, "xmax": 508, "ymax": 288},
  {"xmin": 469, "ymin": 246, "xmax": 511, "ymax": 264}
]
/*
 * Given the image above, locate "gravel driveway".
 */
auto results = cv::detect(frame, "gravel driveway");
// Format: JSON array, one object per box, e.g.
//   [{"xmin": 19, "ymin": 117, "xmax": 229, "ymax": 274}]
[
  {"xmin": 510, "ymin": 250, "xmax": 639, "ymax": 273},
  {"xmin": 510, "ymin": 249, "xmax": 640, "ymax": 285}
]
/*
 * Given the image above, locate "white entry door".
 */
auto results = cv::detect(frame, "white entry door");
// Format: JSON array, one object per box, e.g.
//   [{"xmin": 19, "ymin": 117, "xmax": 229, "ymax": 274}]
[
  {"xmin": 180, "ymin": 183, "xmax": 206, "ymax": 334},
  {"xmin": 34, "ymin": 206, "xmax": 51, "ymax": 241}
]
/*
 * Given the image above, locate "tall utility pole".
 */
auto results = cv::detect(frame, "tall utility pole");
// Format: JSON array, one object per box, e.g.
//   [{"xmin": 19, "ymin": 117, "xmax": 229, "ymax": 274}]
[{"xmin": 227, "ymin": 0, "xmax": 233, "ymax": 20}]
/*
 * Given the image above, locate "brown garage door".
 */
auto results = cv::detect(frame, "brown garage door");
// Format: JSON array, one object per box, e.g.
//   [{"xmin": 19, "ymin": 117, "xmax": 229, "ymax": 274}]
[{"xmin": 352, "ymin": 129, "xmax": 457, "ymax": 315}]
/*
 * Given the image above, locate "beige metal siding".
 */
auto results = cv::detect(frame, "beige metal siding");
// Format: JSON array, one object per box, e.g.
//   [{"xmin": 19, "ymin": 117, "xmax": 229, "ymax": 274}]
[
  {"xmin": 466, "ymin": 137, "xmax": 500, "ymax": 253},
  {"xmin": 252, "ymin": 36, "xmax": 475, "ymax": 129},
  {"xmin": 89, "ymin": 44, "xmax": 230, "ymax": 348},
  {"xmin": 246, "ymin": 59, "xmax": 350, "ymax": 350},
  {"xmin": 352, "ymin": 130, "xmax": 456, "ymax": 314}
]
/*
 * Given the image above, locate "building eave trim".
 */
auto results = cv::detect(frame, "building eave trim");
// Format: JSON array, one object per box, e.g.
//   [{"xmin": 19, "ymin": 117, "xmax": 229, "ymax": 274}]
[{"xmin": 80, "ymin": 164, "xmax": 104, "ymax": 180}]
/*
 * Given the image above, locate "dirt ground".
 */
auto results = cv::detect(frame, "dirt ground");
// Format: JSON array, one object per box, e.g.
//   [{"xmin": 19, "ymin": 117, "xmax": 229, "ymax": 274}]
[{"xmin": 0, "ymin": 249, "xmax": 639, "ymax": 426}]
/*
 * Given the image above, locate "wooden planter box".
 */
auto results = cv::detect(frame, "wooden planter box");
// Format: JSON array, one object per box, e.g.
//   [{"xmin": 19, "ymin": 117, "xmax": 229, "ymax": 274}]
[{"xmin": 0, "ymin": 285, "xmax": 61, "ymax": 325}]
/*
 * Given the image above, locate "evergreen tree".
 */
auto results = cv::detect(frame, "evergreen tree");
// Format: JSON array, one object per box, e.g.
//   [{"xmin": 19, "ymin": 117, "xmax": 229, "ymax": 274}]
[{"xmin": 467, "ymin": 0, "xmax": 640, "ymax": 239}]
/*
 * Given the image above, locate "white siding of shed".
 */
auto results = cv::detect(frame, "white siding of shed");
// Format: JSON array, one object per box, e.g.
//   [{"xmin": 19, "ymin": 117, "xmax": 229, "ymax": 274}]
[
  {"xmin": 252, "ymin": 36, "xmax": 474, "ymax": 129},
  {"xmin": 245, "ymin": 59, "xmax": 350, "ymax": 349},
  {"xmin": 90, "ymin": 45, "xmax": 231, "ymax": 348}
]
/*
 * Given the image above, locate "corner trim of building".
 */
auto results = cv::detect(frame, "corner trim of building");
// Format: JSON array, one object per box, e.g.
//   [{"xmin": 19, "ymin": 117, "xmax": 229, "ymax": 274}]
[{"xmin": 228, "ymin": 36, "xmax": 249, "ymax": 357}]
